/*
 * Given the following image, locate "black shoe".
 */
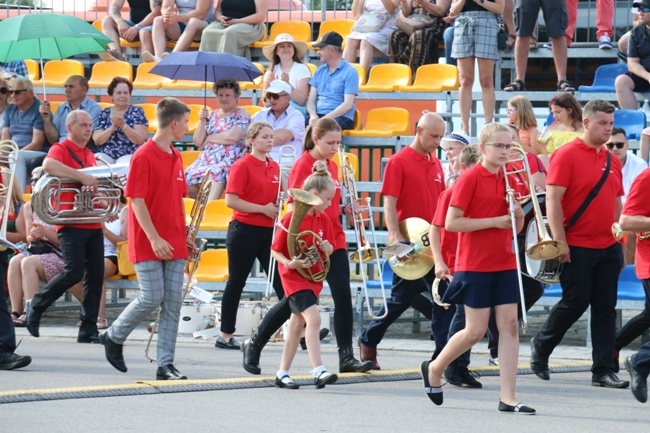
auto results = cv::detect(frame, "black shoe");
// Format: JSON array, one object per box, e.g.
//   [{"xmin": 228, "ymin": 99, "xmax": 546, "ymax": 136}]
[
  {"xmin": 443, "ymin": 364, "xmax": 462, "ymax": 387},
  {"xmin": 338, "ymin": 344, "xmax": 373, "ymax": 373},
  {"xmin": 215, "ymin": 336, "xmax": 240, "ymax": 350},
  {"xmin": 300, "ymin": 328, "xmax": 330, "ymax": 351},
  {"xmin": 530, "ymin": 336, "xmax": 550, "ymax": 381},
  {"xmin": 498, "ymin": 401, "xmax": 536, "ymax": 415},
  {"xmin": 24, "ymin": 303, "xmax": 41, "ymax": 338},
  {"xmin": 0, "ymin": 351, "xmax": 32, "ymax": 370},
  {"xmin": 314, "ymin": 371, "xmax": 338, "ymax": 389},
  {"xmin": 625, "ymin": 355, "xmax": 648, "ymax": 403},
  {"xmin": 77, "ymin": 331, "xmax": 100, "ymax": 344},
  {"xmin": 421, "ymin": 360, "xmax": 443, "ymax": 406},
  {"xmin": 99, "ymin": 331, "xmax": 127, "ymax": 373},
  {"xmin": 156, "ymin": 364, "xmax": 187, "ymax": 380},
  {"xmin": 592, "ymin": 371, "xmax": 630, "ymax": 389},
  {"xmin": 275, "ymin": 375, "xmax": 300, "ymax": 389},
  {"xmin": 460, "ymin": 368, "xmax": 483, "ymax": 388},
  {"xmin": 242, "ymin": 337, "xmax": 262, "ymax": 375}
]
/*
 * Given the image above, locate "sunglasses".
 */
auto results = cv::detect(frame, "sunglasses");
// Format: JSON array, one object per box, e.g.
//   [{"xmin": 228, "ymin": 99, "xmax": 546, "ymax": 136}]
[
  {"xmin": 0, "ymin": 87, "xmax": 7, "ymax": 95},
  {"xmin": 606, "ymin": 141, "xmax": 626, "ymax": 149},
  {"xmin": 9, "ymin": 89, "xmax": 28, "ymax": 95},
  {"xmin": 639, "ymin": 6, "xmax": 650, "ymax": 13},
  {"xmin": 266, "ymin": 93, "xmax": 286, "ymax": 100}
]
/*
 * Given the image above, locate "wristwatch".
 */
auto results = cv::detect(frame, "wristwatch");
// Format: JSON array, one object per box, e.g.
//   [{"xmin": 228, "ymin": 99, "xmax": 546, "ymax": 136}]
[{"xmin": 135, "ymin": 24, "xmax": 142, "ymax": 31}]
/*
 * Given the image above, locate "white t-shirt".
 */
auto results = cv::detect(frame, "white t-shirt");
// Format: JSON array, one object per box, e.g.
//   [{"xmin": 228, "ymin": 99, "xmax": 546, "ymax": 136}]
[
  {"xmin": 622, "ymin": 151, "xmax": 648, "ymax": 205},
  {"xmin": 103, "ymin": 206, "xmax": 127, "ymax": 257},
  {"xmin": 268, "ymin": 62, "xmax": 311, "ymax": 91}
]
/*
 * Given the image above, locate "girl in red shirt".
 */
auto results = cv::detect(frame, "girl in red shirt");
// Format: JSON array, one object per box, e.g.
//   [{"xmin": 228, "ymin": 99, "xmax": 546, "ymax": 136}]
[
  {"xmin": 271, "ymin": 161, "xmax": 337, "ymax": 389},
  {"xmin": 421, "ymin": 123, "xmax": 535, "ymax": 415},
  {"xmin": 216, "ymin": 122, "xmax": 286, "ymax": 350}
]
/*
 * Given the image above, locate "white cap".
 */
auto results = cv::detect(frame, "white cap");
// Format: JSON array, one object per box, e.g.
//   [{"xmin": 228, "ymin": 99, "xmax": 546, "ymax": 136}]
[
  {"xmin": 441, "ymin": 131, "xmax": 471, "ymax": 146},
  {"xmin": 266, "ymin": 80, "xmax": 292, "ymax": 95}
]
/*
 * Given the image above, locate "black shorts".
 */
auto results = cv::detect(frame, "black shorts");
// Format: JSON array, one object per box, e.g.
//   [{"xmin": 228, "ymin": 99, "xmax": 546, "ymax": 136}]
[
  {"xmin": 442, "ymin": 270, "xmax": 520, "ymax": 309},
  {"xmin": 514, "ymin": 0, "xmax": 567, "ymax": 38},
  {"xmin": 288, "ymin": 290, "xmax": 318, "ymax": 314},
  {"xmin": 627, "ymin": 72, "xmax": 650, "ymax": 92}
]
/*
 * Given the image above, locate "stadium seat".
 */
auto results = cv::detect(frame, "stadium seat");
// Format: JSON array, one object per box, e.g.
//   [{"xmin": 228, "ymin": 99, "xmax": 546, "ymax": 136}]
[
  {"xmin": 614, "ymin": 109, "xmax": 646, "ymax": 140},
  {"xmin": 24, "ymin": 59, "xmax": 40, "ymax": 82},
  {"xmin": 187, "ymin": 104, "xmax": 204, "ymax": 134},
  {"xmin": 92, "ymin": 19, "xmax": 140, "ymax": 50},
  {"xmin": 194, "ymin": 249, "xmax": 229, "ymax": 282},
  {"xmin": 342, "ymin": 109, "xmax": 362, "ymax": 136},
  {"xmin": 98, "ymin": 102, "xmax": 114, "ymax": 110},
  {"xmin": 578, "ymin": 63, "xmax": 628, "ymax": 93},
  {"xmin": 34, "ymin": 59, "xmax": 84, "ymax": 87},
  {"xmin": 48, "ymin": 101, "xmax": 62, "ymax": 114},
  {"xmin": 346, "ymin": 107, "xmax": 410, "ymax": 137},
  {"xmin": 399, "ymin": 64, "xmax": 459, "ymax": 92},
  {"xmin": 167, "ymin": 40, "xmax": 200, "ymax": 50},
  {"xmin": 181, "ymin": 150, "xmax": 201, "ymax": 170},
  {"xmin": 331, "ymin": 151, "xmax": 360, "ymax": 181},
  {"xmin": 133, "ymin": 62, "xmax": 169, "ymax": 89},
  {"xmin": 240, "ymin": 105, "xmax": 263, "ymax": 117},
  {"xmin": 350, "ymin": 63, "xmax": 367, "ymax": 86},
  {"xmin": 161, "ymin": 77, "xmax": 206, "ymax": 90},
  {"xmin": 199, "ymin": 199, "xmax": 233, "ymax": 231},
  {"xmin": 183, "ymin": 197, "xmax": 195, "ymax": 223},
  {"xmin": 366, "ymin": 260, "xmax": 393, "ymax": 290},
  {"xmin": 308, "ymin": 19, "xmax": 356, "ymax": 50},
  {"xmin": 89, "ymin": 61, "xmax": 133, "ymax": 88},
  {"xmin": 306, "ymin": 63, "xmax": 318, "ymax": 76},
  {"xmin": 359, "ymin": 64, "xmax": 412, "ymax": 92},
  {"xmin": 251, "ymin": 21, "xmax": 311, "ymax": 48},
  {"xmin": 239, "ymin": 62, "xmax": 265, "ymax": 91},
  {"xmin": 137, "ymin": 103, "xmax": 158, "ymax": 133}
]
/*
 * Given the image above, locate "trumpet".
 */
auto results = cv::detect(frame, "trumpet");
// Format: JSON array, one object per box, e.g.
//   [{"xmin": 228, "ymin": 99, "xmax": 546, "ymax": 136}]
[
  {"xmin": 338, "ymin": 146, "xmax": 388, "ymax": 320},
  {"xmin": 612, "ymin": 222, "xmax": 650, "ymax": 244},
  {"xmin": 0, "ymin": 140, "xmax": 19, "ymax": 251}
]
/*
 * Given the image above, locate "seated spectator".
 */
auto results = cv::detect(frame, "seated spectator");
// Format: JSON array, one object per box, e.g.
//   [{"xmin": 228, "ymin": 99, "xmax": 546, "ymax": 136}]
[
  {"xmin": 389, "ymin": 0, "xmax": 450, "ymax": 72},
  {"xmin": 100, "ymin": 0, "xmax": 160, "ymax": 62},
  {"xmin": 141, "ymin": 0, "xmax": 213, "ymax": 62},
  {"xmin": 641, "ymin": 127, "xmax": 650, "ymax": 162},
  {"xmin": 1, "ymin": 77, "xmax": 46, "ymax": 191},
  {"xmin": 608, "ymin": 127, "xmax": 648, "ymax": 205},
  {"xmin": 616, "ymin": 0, "xmax": 650, "ymax": 110},
  {"xmin": 0, "ymin": 61, "xmax": 28, "ymax": 80},
  {"xmin": 0, "ymin": 79, "xmax": 8, "ymax": 129},
  {"xmin": 185, "ymin": 78, "xmax": 251, "ymax": 201},
  {"xmin": 618, "ymin": 7, "xmax": 641, "ymax": 62},
  {"xmin": 506, "ymin": 95, "xmax": 539, "ymax": 156},
  {"xmin": 308, "ymin": 32, "xmax": 358, "ymax": 130},
  {"xmin": 92, "ymin": 77, "xmax": 148, "ymax": 164},
  {"xmin": 199, "ymin": 0, "xmax": 267, "ymax": 58},
  {"xmin": 537, "ymin": 93, "xmax": 583, "ymax": 156},
  {"xmin": 261, "ymin": 34, "xmax": 311, "ymax": 120},
  {"xmin": 39, "ymin": 75, "xmax": 102, "ymax": 145},
  {"xmin": 0, "ymin": 173, "xmax": 26, "ymax": 249},
  {"xmin": 440, "ymin": 130, "xmax": 470, "ymax": 182},
  {"xmin": 344, "ymin": 0, "xmax": 400, "ymax": 73}
]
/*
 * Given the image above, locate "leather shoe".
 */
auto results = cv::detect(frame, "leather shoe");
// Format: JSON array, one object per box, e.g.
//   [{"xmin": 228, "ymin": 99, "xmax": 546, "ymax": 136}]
[
  {"xmin": 592, "ymin": 371, "xmax": 630, "ymax": 388},
  {"xmin": 358, "ymin": 338, "xmax": 380, "ymax": 370},
  {"xmin": 314, "ymin": 371, "xmax": 337, "ymax": 389},
  {"xmin": 156, "ymin": 364, "xmax": 187, "ymax": 380},
  {"xmin": 77, "ymin": 331, "xmax": 100, "ymax": 344},
  {"xmin": 215, "ymin": 336, "xmax": 240, "ymax": 350},
  {"xmin": 241, "ymin": 338, "xmax": 261, "ymax": 375},
  {"xmin": 24, "ymin": 303, "xmax": 41, "ymax": 338},
  {"xmin": 530, "ymin": 336, "xmax": 550, "ymax": 381},
  {"xmin": 99, "ymin": 331, "xmax": 127, "ymax": 373},
  {"xmin": 0, "ymin": 351, "xmax": 32, "ymax": 370},
  {"xmin": 625, "ymin": 355, "xmax": 648, "ymax": 403}
]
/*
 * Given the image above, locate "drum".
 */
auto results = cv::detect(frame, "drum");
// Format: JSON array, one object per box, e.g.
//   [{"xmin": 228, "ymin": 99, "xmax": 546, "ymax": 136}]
[
  {"xmin": 178, "ymin": 300, "xmax": 218, "ymax": 334},
  {"xmin": 215, "ymin": 302, "xmax": 264, "ymax": 336}
]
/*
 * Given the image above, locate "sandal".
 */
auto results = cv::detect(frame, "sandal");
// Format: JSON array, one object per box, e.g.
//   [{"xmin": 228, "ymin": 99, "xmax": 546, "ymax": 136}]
[
  {"xmin": 503, "ymin": 79, "xmax": 526, "ymax": 92},
  {"xmin": 12, "ymin": 312, "xmax": 25, "ymax": 327},
  {"xmin": 557, "ymin": 79, "xmax": 575, "ymax": 92}
]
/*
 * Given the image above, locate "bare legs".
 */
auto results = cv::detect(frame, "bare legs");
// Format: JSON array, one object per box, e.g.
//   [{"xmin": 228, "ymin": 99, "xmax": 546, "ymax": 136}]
[
  {"xmin": 457, "ymin": 57, "xmax": 496, "ymax": 134},
  {"xmin": 278, "ymin": 306, "xmax": 323, "ymax": 373}
]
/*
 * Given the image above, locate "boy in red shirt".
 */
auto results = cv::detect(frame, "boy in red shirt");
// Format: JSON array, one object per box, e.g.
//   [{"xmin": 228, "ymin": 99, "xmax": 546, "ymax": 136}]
[{"xmin": 100, "ymin": 98, "xmax": 193, "ymax": 380}]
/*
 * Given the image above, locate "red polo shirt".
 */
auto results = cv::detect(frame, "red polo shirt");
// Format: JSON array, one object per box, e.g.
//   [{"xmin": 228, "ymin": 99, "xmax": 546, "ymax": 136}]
[
  {"xmin": 226, "ymin": 153, "xmax": 280, "ymax": 228},
  {"xmin": 450, "ymin": 164, "xmax": 516, "ymax": 272},
  {"xmin": 125, "ymin": 139, "xmax": 188, "ymax": 263},
  {"xmin": 547, "ymin": 138, "xmax": 623, "ymax": 249},
  {"xmin": 621, "ymin": 167, "xmax": 650, "ymax": 279},
  {"xmin": 271, "ymin": 211, "xmax": 334, "ymax": 297},
  {"xmin": 46, "ymin": 139, "xmax": 100, "ymax": 231},
  {"xmin": 432, "ymin": 187, "xmax": 458, "ymax": 275},
  {"xmin": 287, "ymin": 151, "xmax": 346, "ymax": 251},
  {"xmin": 381, "ymin": 146, "xmax": 445, "ymax": 222}
]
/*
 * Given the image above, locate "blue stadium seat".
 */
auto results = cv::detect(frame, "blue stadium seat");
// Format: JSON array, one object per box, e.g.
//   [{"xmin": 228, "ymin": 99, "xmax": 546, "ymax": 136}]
[
  {"xmin": 578, "ymin": 63, "xmax": 628, "ymax": 93},
  {"xmin": 614, "ymin": 109, "xmax": 647, "ymax": 140},
  {"xmin": 366, "ymin": 261, "xmax": 393, "ymax": 290},
  {"xmin": 617, "ymin": 264, "xmax": 645, "ymax": 301},
  {"xmin": 544, "ymin": 112, "xmax": 554, "ymax": 127}
]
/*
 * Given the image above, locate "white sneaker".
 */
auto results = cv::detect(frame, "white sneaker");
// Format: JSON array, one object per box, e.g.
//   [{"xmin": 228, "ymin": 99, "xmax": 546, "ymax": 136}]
[
  {"xmin": 488, "ymin": 357, "xmax": 499, "ymax": 366},
  {"xmin": 599, "ymin": 35, "xmax": 613, "ymax": 50},
  {"xmin": 141, "ymin": 51, "xmax": 160, "ymax": 63}
]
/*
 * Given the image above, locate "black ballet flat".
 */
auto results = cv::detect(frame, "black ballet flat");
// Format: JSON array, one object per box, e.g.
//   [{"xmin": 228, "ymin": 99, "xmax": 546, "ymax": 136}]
[
  {"xmin": 498, "ymin": 401, "xmax": 536, "ymax": 415},
  {"xmin": 420, "ymin": 360, "xmax": 443, "ymax": 406}
]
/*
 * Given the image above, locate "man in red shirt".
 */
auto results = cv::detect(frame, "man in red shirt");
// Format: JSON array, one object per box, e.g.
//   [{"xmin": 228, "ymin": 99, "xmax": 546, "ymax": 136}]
[
  {"xmin": 358, "ymin": 112, "xmax": 445, "ymax": 369},
  {"xmin": 100, "ymin": 98, "xmax": 192, "ymax": 380},
  {"xmin": 25, "ymin": 110, "xmax": 104, "ymax": 343},
  {"xmin": 530, "ymin": 99, "xmax": 629, "ymax": 388}
]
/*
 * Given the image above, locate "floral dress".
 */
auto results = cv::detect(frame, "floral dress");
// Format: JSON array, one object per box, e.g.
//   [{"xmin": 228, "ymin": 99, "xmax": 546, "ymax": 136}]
[
  {"xmin": 185, "ymin": 108, "xmax": 250, "ymax": 185},
  {"xmin": 31, "ymin": 211, "xmax": 64, "ymax": 282},
  {"xmin": 348, "ymin": 0, "xmax": 399, "ymax": 55},
  {"xmin": 95, "ymin": 105, "xmax": 149, "ymax": 160}
]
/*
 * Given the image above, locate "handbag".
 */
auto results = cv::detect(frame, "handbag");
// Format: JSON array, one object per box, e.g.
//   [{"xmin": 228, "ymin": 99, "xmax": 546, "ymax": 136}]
[
  {"xmin": 352, "ymin": 12, "xmax": 387, "ymax": 33},
  {"xmin": 395, "ymin": 14, "xmax": 435, "ymax": 36},
  {"xmin": 27, "ymin": 240, "xmax": 61, "ymax": 256},
  {"xmin": 116, "ymin": 241, "xmax": 136, "ymax": 276}
]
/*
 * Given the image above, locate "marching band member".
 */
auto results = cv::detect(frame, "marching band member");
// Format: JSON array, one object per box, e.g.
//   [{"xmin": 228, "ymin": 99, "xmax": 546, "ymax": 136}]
[
  {"xmin": 242, "ymin": 118, "xmax": 372, "ymax": 375},
  {"xmin": 530, "ymin": 100, "xmax": 629, "ymax": 389},
  {"xmin": 100, "ymin": 98, "xmax": 192, "ymax": 380},
  {"xmin": 358, "ymin": 112, "xmax": 445, "ymax": 370},
  {"xmin": 215, "ymin": 122, "xmax": 285, "ymax": 350},
  {"xmin": 272, "ymin": 161, "xmax": 337, "ymax": 389},
  {"xmin": 422, "ymin": 123, "xmax": 535, "ymax": 414}
]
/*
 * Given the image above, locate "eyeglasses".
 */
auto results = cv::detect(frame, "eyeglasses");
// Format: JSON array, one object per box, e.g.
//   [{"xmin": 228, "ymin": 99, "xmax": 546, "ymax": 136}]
[
  {"xmin": 606, "ymin": 141, "xmax": 626, "ymax": 149},
  {"xmin": 639, "ymin": 6, "xmax": 650, "ymax": 13},
  {"xmin": 266, "ymin": 92, "xmax": 287, "ymax": 100},
  {"xmin": 0, "ymin": 87, "xmax": 7, "ymax": 95},
  {"xmin": 506, "ymin": 107, "xmax": 517, "ymax": 114},
  {"xmin": 8, "ymin": 89, "xmax": 28, "ymax": 95},
  {"xmin": 485, "ymin": 142, "xmax": 513, "ymax": 151}
]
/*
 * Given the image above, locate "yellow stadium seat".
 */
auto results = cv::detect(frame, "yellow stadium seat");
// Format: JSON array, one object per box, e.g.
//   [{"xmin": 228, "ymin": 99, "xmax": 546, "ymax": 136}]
[
  {"xmin": 308, "ymin": 19, "xmax": 355, "ymax": 50},
  {"xmin": 137, "ymin": 103, "xmax": 158, "ymax": 133},
  {"xmin": 240, "ymin": 105, "xmax": 263, "ymax": 117},
  {"xmin": 331, "ymin": 151, "xmax": 360, "ymax": 181},
  {"xmin": 48, "ymin": 101, "xmax": 62, "ymax": 114},
  {"xmin": 92, "ymin": 20, "xmax": 102, "ymax": 32},
  {"xmin": 92, "ymin": 19, "xmax": 140, "ymax": 50},
  {"xmin": 187, "ymin": 104, "xmax": 204, "ymax": 134},
  {"xmin": 89, "ymin": 61, "xmax": 133, "ymax": 88},
  {"xmin": 306, "ymin": 63, "xmax": 318, "ymax": 76},
  {"xmin": 99, "ymin": 102, "xmax": 114, "ymax": 110},
  {"xmin": 181, "ymin": 151, "xmax": 201, "ymax": 171},
  {"xmin": 251, "ymin": 21, "xmax": 311, "ymax": 48},
  {"xmin": 183, "ymin": 197, "xmax": 195, "ymax": 224},
  {"xmin": 359, "ymin": 64, "xmax": 412, "ymax": 92},
  {"xmin": 399, "ymin": 64, "xmax": 459, "ymax": 92},
  {"xmin": 166, "ymin": 40, "xmax": 200, "ymax": 50},
  {"xmin": 23, "ymin": 193, "xmax": 31, "ymax": 202},
  {"xmin": 350, "ymin": 63, "xmax": 367, "ymax": 86},
  {"xmin": 133, "ymin": 62, "xmax": 170, "ymax": 89},
  {"xmin": 34, "ymin": 59, "xmax": 84, "ymax": 87},
  {"xmin": 199, "ymin": 199, "xmax": 233, "ymax": 231},
  {"xmin": 194, "ymin": 249, "xmax": 229, "ymax": 282},
  {"xmin": 239, "ymin": 62, "xmax": 265, "ymax": 91},
  {"xmin": 24, "ymin": 59, "xmax": 40, "ymax": 82},
  {"xmin": 342, "ymin": 109, "xmax": 362, "ymax": 136},
  {"xmin": 346, "ymin": 107, "xmax": 410, "ymax": 137},
  {"xmin": 161, "ymin": 78, "xmax": 206, "ymax": 90}
]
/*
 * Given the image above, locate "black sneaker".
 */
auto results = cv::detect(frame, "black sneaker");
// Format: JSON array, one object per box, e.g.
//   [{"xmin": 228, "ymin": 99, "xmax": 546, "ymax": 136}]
[
  {"xmin": 0, "ymin": 351, "xmax": 32, "ymax": 370},
  {"xmin": 460, "ymin": 368, "xmax": 483, "ymax": 388},
  {"xmin": 443, "ymin": 365, "xmax": 462, "ymax": 387}
]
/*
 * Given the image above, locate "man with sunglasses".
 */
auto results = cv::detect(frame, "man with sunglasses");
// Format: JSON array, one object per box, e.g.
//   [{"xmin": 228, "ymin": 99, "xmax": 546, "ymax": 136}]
[
  {"xmin": 616, "ymin": 0, "xmax": 650, "ymax": 110},
  {"xmin": 607, "ymin": 127, "xmax": 647, "ymax": 206}
]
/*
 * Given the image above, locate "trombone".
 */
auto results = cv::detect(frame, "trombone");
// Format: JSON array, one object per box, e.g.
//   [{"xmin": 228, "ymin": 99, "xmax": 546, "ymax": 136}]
[
  {"xmin": 338, "ymin": 146, "xmax": 388, "ymax": 320},
  {"xmin": 265, "ymin": 145, "xmax": 296, "ymax": 300}
]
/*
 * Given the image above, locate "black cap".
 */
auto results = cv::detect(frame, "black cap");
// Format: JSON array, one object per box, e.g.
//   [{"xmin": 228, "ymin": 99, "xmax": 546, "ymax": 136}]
[
  {"xmin": 313, "ymin": 31, "xmax": 343, "ymax": 48},
  {"xmin": 634, "ymin": 0, "xmax": 650, "ymax": 9}
]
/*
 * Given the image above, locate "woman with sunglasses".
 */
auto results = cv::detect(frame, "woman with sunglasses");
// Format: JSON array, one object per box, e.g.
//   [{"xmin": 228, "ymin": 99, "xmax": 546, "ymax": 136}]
[{"xmin": 0, "ymin": 80, "xmax": 9, "ymax": 130}]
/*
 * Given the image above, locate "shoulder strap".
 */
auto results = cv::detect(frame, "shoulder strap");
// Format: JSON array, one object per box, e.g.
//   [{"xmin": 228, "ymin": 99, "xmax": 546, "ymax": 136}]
[
  {"xmin": 565, "ymin": 151, "xmax": 611, "ymax": 231},
  {"xmin": 65, "ymin": 146, "xmax": 85, "ymax": 168}
]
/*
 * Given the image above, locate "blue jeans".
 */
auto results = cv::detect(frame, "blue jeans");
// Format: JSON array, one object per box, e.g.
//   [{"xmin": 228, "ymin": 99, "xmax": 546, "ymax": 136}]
[{"xmin": 443, "ymin": 26, "xmax": 457, "ymax": 66}]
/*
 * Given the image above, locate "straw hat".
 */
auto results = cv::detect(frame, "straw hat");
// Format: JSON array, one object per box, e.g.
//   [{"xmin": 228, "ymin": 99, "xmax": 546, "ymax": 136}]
[{"xmin": 262, "ymin": 33, "xmax": 308, "ymax": 61}]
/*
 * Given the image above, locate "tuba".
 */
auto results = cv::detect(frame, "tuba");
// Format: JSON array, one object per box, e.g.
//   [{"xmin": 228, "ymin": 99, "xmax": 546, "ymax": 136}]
[
  {"xmin": 0, "ymin": 140, "xmax": 19, "ymax": 251},
  {"xmin": 284, "ymin": 188, "xmax": 330, "ymax": 283}
]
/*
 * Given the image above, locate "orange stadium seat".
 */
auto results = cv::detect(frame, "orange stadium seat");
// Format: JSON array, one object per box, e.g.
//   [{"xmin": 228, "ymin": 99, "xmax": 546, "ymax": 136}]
[
  {"xmin": 359, "ymin": 64, "xmax": 411, "ymax": 92},
  {"xmin": 346, "ymin": 107, "xmax": 410, "ymax": 137},
  {"xmin": 98, "ymin": 102, "xmax": 114, "ymax": 110},
  {"xmin": 133, "ymin": 62, "xmax": 170, "ymax": 89},
  {"xmin": 308, "ymin": 19, "xmax": 355, "ymax": 50},
  {"xmin": 88, "ymin": 61, "xmax": 133, "ymax": 88},
  {"xmin": 34, "ymin": 59, "xmax": 84, "ymax": 87},
  {"xmin": 194, "ymin": 249, "xmax": 229, "ymax": 282},
  {"xmin": 240, "ymin": 105, "xmax": 263, "ymax": 117},
  {"xmin": 306, "ymin": 63, "xmax": 318, "ymax": 76},
  {"xmin": 399, "ymin": 64, "xmax": 459, "ymax": 92},
  {"xmin": 136, "ymin": 103, "xmax": 157, "ymax": 133},
  {"xmin": 251, "ymin": 21, "xmax": 311, "ymax": 48},
  {"xmin": 342, "ymin": 109, "xmax": 362, "ymax": 136},
  {"xmin": 24, "ymin": 59, "xmax": 40, "ymax": 82},
  {"xmin": 181, "ymin": 151, "xmax": 201, "ymax": 170},
  {"xmin": 331, "ymin": 151, "xmax": 360, "ymax": 181},
  {"xmin": 187, "ymin": 104, "xmax": 204, "ymax": 134},
  {"xmin": 199, "ymin": 199, "xmax": 233, "ymax": 231},
  {"xmin": 350, "ymin": 63, "xmax": 367, "ymax": 86}
]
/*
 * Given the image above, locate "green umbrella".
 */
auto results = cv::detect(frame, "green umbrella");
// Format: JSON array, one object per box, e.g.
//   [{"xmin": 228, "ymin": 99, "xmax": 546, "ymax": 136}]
[{"xmin": 0, "ymin": 13, "xmax": 111, "ymax": 97}]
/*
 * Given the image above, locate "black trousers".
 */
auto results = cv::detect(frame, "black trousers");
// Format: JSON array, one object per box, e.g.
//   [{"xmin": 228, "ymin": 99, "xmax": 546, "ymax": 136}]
[
  {"xmin": 220, "ymin": 220, "xmax": 284, "ymax": 334},
  {"xmin": 534, "ymin": 244, "xmax": 623, "ymax": 376},
  {"xmin": 30, "ymin": 227, "xmax": 104, "ymax": 338},
  {"xmin": 0, "ymin": 253, "xmax": 15, "ymax": 353},
  {"xmin": 615, "ymin": 278, "xmax": 650, "ymax": 351}
]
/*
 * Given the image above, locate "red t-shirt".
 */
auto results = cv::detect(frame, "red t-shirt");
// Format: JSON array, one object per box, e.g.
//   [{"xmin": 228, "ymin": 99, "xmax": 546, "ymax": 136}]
[
  {"xmin": 46, "ymin": 139, "xmax": 101, "ymax": 231},
  {"xmin": 226, "ymin": 153, "xmax": 280, "ymax": 228},
  {"xmin": 125, "ymin": 140, "xmax": 188, "ymax": 263},
  {"xmin": 381, "ymin": 146, "xmax": 445, "ymax": 221},
  {"xmin": 621, "ymin": 167, "xmax": 650, "ymax": 280},
  {"xmin": 547, "ymin": 138, "xmax": 623, "ymax": 249},
  {"xmin": 271, "ymin": 211, "xmax": 334, "ymax": 297},
  {"xmin": 432, "ymin": 187, "xmax": 458, "ymax": 275},
  {"xmin": 450, "ymin": 164, "xmax": 516, "ymax": 272},
  {"xmin": 287, "ymin": 151, "xmax": 346, "ymax": 251}
]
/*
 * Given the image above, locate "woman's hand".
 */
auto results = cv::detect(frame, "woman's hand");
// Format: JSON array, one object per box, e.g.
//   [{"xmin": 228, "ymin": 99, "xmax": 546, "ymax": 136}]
[
  {"xmin": 199, "ymin": 107, "xmax": 210, "ymax": 121},
  {"xmin": 444, "ymin": 10, "xmax": 458, "ymax": 23},
  {"xmin": 260, "ymin": 202, "xmax": 279, "ymax": 219},
  {"xmin": 29, "ymin": 223, "xmax": 47, "ymax": 239},
  {"xmin": 318, "ymin": 240, "xmax": 333, "ymax": 256},
  {"xmin": 220, "ymin": 16, "xmax": 232, "ymax": 26},
  {"xmin": 111, "ymin": 113, "xmax": 126, "ymax": 129}
]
